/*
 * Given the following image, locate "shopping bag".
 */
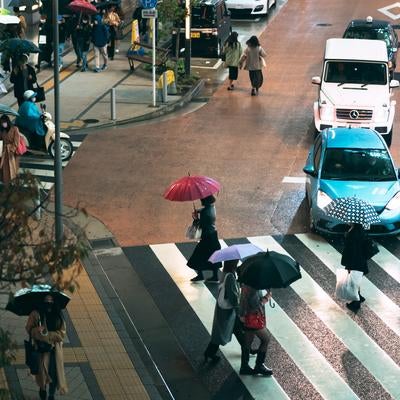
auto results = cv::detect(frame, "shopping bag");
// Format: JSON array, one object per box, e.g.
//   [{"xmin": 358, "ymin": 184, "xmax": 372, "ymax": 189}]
[
  {"xmin": 16, "ymin": 133, "xmax": 27, "ymax": 155},
  {"xmin": 186, "ymin": 219, "xmax": 202, "ymax": 240},
  {"xmin": 335, "ymin": 268, "xmax": 363, "ymax": 301},
  {"xmin": 35, "ymin": 84, "xmax": 46, "ymax": 103}
]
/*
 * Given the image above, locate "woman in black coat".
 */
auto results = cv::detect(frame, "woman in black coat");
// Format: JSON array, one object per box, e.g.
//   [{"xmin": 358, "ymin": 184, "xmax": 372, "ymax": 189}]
[
  {"xmin": 10, "ymin": 55, "xmax": 37, "ymax": 106},
  {"xmin": 341, "ymin": 223, "xmax": 370, "ymax": 312},
  {"xmin": 187, "ymin": 195, "xmax": 222, "ymax": 282}
]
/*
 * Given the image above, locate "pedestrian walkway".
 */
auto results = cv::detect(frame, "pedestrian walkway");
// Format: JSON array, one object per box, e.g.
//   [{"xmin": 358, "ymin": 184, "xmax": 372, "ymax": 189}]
[{"xmin": 0, "ymin": 33, "xmax": 199, "ymax": 133}]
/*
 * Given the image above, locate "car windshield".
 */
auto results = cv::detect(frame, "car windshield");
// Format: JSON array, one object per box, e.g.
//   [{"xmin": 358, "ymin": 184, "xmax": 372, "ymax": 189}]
[
  {"xmin": 344, "ymin": 27, "xmax": 392, "ymax": 47},
  {"xmin": 321, "ymin": 148, "xmax": 397, "ymax": 181},
  {"xmin": 325, "ymin": 61, "xmax": 387, "ymax": 85},
  {"xmin": 192, "ymin": 5, "xmax": 214, "ymax": 27}
]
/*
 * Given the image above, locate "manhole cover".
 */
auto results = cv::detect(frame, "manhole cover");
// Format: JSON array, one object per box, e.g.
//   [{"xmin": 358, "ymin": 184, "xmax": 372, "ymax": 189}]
[
  {"xmin": 316, "ymin": 23, "xmax": 332, "ymax": 27},
  {"xmin": 83, "ymin": 118, "xmax": 99, "ymax": 124}
]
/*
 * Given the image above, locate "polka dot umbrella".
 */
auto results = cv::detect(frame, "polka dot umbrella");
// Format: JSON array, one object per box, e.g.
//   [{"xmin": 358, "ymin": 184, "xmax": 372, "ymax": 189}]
[{"xmin": 323, "ymin": 197, "xmax": 380, "ymax": 229}]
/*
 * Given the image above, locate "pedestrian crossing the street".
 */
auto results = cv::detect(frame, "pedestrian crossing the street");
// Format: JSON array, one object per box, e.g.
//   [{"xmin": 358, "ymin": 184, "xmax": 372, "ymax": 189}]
[
  {"xmin": 19, "ymin": 136, "xmax": 84, "ymax": 191},
  {"xmin": 121, "ymin": 233, "xmax": 400, "ymax": 400}
]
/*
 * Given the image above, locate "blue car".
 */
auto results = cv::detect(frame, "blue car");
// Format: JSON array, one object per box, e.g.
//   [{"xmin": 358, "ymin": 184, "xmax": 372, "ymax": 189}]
[{"xmin": 303, "ymin": 127, "xmax": 400, "ymax": 236}]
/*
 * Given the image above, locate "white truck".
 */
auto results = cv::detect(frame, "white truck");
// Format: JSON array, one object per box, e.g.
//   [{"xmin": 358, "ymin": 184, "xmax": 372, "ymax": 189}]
[{"xmin": 312, "ymin": 38, "xmax": 399, "ymax": 146}]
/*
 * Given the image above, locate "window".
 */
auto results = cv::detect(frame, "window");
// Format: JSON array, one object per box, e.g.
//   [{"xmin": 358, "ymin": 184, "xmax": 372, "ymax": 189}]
[
  {"xmin": 313, "ymin": 136, "xmax": 322, "ymax": 172},
  {"xmin": 321, "ymin": 148, "xmax": 396, "ymax": 181},
  {"xmin": 325, "ymin": 61, "xmax": 387, "ymax": 85}
]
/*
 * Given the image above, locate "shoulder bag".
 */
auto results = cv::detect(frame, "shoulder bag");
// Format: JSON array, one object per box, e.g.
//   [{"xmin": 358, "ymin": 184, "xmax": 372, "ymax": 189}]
[
  {"xmin": 16, "ymin": 133, "xmax": 28, "ymax": 155},
  {"xmin": 35, "ymin": 83, "xmax": 46, "ymax": 103},
  {"xmin": 186, "ymin": 219, "xmax": 202, "ymax": 240},
  {"xmin": 365, "ymin": 238, "xmax": 379, "ymax": 260},
  {"xmin": 24, "ymin": 335, "xmax": 40, "ymax": 375},
  {"xmin": 244, "ymin": 307, "xmax": 265, "ymax": 330}
]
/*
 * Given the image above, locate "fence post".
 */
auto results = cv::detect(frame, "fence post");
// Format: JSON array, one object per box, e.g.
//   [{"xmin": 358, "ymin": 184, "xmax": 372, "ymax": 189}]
[
  {"xmin": 111, "ymin": 88, "xmax": 116, "ymax": 120},
  {"xmin": 162, "ymin": 71, "xmax": 168, "ymax": 103}
]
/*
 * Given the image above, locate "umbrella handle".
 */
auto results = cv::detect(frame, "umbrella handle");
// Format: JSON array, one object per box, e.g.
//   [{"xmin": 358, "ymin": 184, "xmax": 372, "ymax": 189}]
[{"xmin": 269, "ymin": 299, "xmax": 275, "ymax": 308}]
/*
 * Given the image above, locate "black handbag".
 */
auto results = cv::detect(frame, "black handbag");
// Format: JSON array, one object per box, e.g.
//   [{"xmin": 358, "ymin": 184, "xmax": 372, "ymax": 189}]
[
  {"xmin": 365, "ymin": 238, "xmax": 379, "ymax": 260},
  {"xmin": 24, "ymin": 337, "xmax": 40, "ymax": 375},
  {"xmin": 35, "ymin": 83, "xmax": 46, "ymax": 103},
  {"xmin": 36, "ymin": 340, "xmax": 53, "ymax": 353}
]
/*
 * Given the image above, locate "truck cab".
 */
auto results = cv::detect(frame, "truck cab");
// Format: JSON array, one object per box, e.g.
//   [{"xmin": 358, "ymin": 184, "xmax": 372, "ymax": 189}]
[{"xmin": 312, "ymin": 38, "xmax": 399, "ymax": 146}]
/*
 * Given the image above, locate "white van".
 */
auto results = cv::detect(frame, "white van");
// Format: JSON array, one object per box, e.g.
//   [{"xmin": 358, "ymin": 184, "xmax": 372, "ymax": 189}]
[
  {"xmin": 312, "ymin": 38, "xmax": 399, "ymax": 146},
  {"xmin": 225, "ymin": 0, "xmax": 275, "ymax": 17}
]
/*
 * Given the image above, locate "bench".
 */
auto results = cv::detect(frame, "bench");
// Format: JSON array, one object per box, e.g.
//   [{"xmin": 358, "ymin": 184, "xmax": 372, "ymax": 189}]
[{"xmin": 127, "ymin": 41, "xmax": 170, "ymax": 71}]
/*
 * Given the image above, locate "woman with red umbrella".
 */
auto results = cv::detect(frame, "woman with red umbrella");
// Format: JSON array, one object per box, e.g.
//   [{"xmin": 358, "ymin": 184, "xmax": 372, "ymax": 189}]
[{"xmin": 187, "ymin": 195, "xmax": 222, "ymax": 282}]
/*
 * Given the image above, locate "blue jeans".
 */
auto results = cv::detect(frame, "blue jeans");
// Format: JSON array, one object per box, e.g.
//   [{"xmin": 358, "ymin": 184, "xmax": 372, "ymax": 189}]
[
  {"xmin": 81, "ymin": 51, "xmax": 88, "ymax": 69},
  {"xmin": 58, "ymin": 43, "xmax": 65, "ymax": 67}
]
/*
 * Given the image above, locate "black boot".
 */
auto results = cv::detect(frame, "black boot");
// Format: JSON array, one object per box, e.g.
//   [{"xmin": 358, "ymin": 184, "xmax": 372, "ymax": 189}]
[
  {"xmin": 346, "ymin": 300, "xmax": 361, "ymax": 312},
  {"xmin": 39, "ymin": 388, "xmax": 47, "ymax": 400},
  {"xmin": 239, "ymin": 348, "xmax": 253, "ymax": 375},
  {"xmin": 359, "ymin": 292, "xmax": 365, "ymax": 303},
  {"xmin": 204, "ymin": 342, "xmax": 220, "ymax": 362},
  {"xmin": 190, "ymin": 271, "xmax": 204, "ymax": 282},
  {"xmin": 253, "ymin": 352, "xmax": 273, "ymax": 376}
]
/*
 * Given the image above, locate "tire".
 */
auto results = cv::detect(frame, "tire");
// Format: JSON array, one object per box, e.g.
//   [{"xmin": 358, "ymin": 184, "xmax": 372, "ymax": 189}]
[
  {"xmin": 48, "ymin": 138, "xmax": 74, "ymax": 161},
  {"xmin": 385, "ymin": 130, "xmax": 393, "ymax": 147}
]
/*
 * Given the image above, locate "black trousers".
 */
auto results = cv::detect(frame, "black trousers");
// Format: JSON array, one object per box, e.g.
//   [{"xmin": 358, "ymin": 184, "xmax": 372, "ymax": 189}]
[{"xmin": 107, "ymin": 27, "xmax": 116, "ymax": 59}]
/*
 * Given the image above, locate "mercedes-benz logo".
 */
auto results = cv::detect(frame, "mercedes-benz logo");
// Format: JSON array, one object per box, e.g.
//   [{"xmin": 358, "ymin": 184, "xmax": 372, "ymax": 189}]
[{"xmin": 349, "ymin": 110, "xmax": 359, "ymax": 119}]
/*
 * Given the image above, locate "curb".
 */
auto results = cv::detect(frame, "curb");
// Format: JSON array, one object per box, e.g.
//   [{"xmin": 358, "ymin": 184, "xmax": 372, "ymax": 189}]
[{"xmin": 64, "ymin": 77, "xmax": 206, "ymax": 133}]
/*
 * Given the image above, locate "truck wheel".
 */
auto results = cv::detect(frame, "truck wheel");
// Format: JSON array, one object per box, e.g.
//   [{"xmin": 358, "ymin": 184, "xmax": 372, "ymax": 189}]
[{"xmin": 385, "ymin": 130, "xmax": 393, "ymax": 147}]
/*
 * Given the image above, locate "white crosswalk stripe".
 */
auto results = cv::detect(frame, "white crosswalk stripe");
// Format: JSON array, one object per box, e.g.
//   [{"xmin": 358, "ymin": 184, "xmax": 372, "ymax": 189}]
[
  {"xmin": 131, "ymin": 233, "xmax": 400, "ymax": 400},
  {"xmin": 19, "ymin": 135, "xmax": 85, "ymax": 191}
]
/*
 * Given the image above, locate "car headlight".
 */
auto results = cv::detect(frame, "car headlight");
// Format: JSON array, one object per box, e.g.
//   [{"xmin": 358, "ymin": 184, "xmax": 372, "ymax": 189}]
[
  {"xmin": 385, "ymin": 192, "xmax": 400, "ymax": 210},
  {"xmin": 317, "ymin": 190, "xmax": 333, "ymax": 209}
]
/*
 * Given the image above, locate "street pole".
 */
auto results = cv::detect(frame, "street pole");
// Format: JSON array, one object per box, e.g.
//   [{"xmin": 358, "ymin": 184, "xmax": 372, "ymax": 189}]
[
  {"xmin": 152, "ymin": 14, "xmax": 156, "ymax": 107},
  {"xmin": 52, "ymin": 0, "xmax": 63, "ymax": 244},
  {"xmin": 184, "ymin": 0, "xmax": 191, "ymax": 76}
]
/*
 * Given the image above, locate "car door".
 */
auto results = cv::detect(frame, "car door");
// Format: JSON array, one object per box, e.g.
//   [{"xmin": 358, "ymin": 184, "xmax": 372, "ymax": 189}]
[{"xmin": 305, "ymin": 134, "xmax": 323, "ymax": 204}]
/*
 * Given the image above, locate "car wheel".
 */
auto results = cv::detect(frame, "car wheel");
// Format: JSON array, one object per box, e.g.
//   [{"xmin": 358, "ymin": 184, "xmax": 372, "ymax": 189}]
[
  {"xmin": 48, "ymin": 138, "xmax": 74, "ymax": 161},
  {"xmin": 385, "ymin": 130, "xmax": 393, "ymax": 147}
]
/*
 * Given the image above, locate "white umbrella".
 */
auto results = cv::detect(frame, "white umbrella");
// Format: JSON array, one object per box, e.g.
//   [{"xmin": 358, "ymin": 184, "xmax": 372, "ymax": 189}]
[
  {"xmin": 209, "ymin": 244, "xmax": 263, "ymax": 263},
  {"xmin": 0, "ymin": 15, "xmax": 20, "ymax": 24}
]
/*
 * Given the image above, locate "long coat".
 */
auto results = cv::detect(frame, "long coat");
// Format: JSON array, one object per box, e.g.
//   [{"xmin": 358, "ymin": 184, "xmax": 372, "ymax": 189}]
[
  {"xmin": 187, "ymin": 204, "xmax": 222, "ymax": 271},
  {"xmin": 341, "ymin": 225, "xmax": 369, "ymax": 274},
  {"xmin": 10, "ymin": 64, "xmax": 36, "ymax": 101},
  {"xmin": 0, "ymin": 126, "xmax": 20, "ymax": 184},
  {"xmin": 210, "ymin": 272, "xmax": 240, "ymax": 345},
  {"xmin": 26, "ymin": 311, "xmax": 68, "ymax": 394}
]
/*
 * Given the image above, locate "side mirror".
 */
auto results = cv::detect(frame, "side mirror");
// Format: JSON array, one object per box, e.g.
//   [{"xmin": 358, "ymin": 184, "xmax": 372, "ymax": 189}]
[
  {"xmin": 393, "ymin": 47, "xmax": 398, "ymax": 52},
  {"xmin": 303, "ymin": 165, "xmax": 316, "ymax": 176},
  {"xmin": 312, "ymin": 76, "xmax": 321, "ymax": 85},
  {"xmin": 390, "ymin": 79, "xmax": 400, "ymax": 88}
]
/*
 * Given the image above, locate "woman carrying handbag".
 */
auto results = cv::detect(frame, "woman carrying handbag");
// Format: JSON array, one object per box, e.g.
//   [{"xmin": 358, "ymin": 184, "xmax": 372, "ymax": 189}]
[{"xmin": 239, "ymin": 285, "xmax": 273, "ymax": 376}]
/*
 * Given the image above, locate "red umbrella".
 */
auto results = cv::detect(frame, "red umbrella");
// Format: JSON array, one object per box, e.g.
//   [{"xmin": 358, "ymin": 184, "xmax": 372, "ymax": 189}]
[
  {"xmin": 164, "ymin": 175, "xmax": 221, "ymax": 202},
  {"xmin": 68, "ymin": 0, "xmax": 97, "ymax": 14}
]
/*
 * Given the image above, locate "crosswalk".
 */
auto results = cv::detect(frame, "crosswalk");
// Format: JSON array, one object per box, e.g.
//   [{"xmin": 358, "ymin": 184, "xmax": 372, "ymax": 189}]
[
  {"xmin": 122, "ymin": 233, "xmax": 400, "ymax": 400},
  {"xmin": 19, "ymin": 135, "xmax": 85, "ymax": 191}
]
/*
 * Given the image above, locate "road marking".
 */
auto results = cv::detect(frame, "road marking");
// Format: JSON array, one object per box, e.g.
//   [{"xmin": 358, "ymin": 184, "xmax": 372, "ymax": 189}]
[
  {"xmin": 150, "ymin": 242, "xmax": 290, "ymax": 400},
  {"xmin": 378, "ymin": 2, "xmax": 400, "ymax": 20},
  {"xmin": 250, "ymin": 234, "xmax": 400, "ymax": 400},
  {"xmin": 282, "ymin": 176, "xmax": 306, "ymax": 183}
]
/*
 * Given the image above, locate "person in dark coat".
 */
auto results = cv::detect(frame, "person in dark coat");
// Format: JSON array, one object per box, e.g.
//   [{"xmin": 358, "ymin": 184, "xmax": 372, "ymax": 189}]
[
  {"xmin": 76, "ymin": 16, "xmax": 92, "ymax": 72},
  {"xmin": 187, "ymin": 195, "xmax": 222, "ymax": 282},
  {"xmin": 67, "ymin": 14, "xmax": 82, "ymax": 67},
  {"xmin": 10, "ymin": 54, "xmax": 37, "ymax": 106},
  {"xmin": 91, "ymin": 14, "xmax": 109, "ymax": 72},
  {"xmin": 36, "ymin": 14, "xmax": 53, "ymax": 72},
  {"xmin": 341, "ymin": 223, "xmax": 370, "ymax": 312},
  {"xmin": 204, "ymin": 260, "xmax": 245, "ymax": 362}
]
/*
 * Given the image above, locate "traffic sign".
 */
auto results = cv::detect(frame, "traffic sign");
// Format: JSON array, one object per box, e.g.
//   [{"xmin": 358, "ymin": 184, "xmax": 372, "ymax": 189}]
[
  {"xmin": 140, "ymin": 0, "xmax": 157, "ymax": 9},
  {"xmin": 142, "ymin": 8, "xmax": 158, "ymax": 18}
]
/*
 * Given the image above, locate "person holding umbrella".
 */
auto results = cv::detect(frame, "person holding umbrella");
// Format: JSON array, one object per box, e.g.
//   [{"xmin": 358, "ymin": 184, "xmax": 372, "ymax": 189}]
[
  {"xmin": 187, "ymin": 195, "xmax": 222, "ymax": 282},
  {"xmin": 25, "ymin": 294, "xmax": 68, "ymax": 399},
  {"xmin": 10, "ymin": 53, "xmax": 36, "ymax": 105},
  {"xmin": 204, "ymin": 259, "xmax": 245, "ymax": 362},
  {"xmin": 239, "ymin": 285, "xmax": 273, "ymax": 376},
  {"xmin": 341, "ymin": 223, "xmax": 373, "ymax": 312},
  {"xmin": 0, "ymin": 114, "xmax": 20, "ymax": 185}
]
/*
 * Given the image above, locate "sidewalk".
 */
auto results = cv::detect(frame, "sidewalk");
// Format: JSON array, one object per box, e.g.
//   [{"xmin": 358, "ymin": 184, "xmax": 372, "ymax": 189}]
[
  {"xmin": 0, "ymin": 207, "xmax": 172, "ymax": 400},
  {"xmin": 0, "ymin": 34, "xmax": 203, "ymax": 133}
]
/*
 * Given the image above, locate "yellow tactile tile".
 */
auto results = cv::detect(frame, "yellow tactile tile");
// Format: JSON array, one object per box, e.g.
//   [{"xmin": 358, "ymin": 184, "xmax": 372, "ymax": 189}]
[
  {"xmin": 93, "ymin": 369, "xmax": 125, "ymax": 396},
  {"xmin": 0, "ymin": 368, "xmax": 9, "ymax": 390}
]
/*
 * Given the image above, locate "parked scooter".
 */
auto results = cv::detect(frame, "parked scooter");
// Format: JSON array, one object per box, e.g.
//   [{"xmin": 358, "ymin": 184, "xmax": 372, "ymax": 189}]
[{"xmin": 17, "ymin": 104, "xmax": 74, "ymax": 161}]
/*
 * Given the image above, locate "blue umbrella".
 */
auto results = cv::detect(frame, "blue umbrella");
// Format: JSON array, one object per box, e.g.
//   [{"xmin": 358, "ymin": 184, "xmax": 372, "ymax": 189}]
[{"xmin": 0, "ymin": 103, "xmax": 19, "ymax": 116}]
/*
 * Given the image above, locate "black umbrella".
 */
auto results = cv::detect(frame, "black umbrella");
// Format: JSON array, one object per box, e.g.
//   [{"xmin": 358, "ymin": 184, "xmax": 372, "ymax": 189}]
[
  {"xmin": 0, "ymin": 38, "xmax": 40, "ymax": 55},
  {"xmin": 6, "ymin": 284, "xmax": 70, "ymax": 316},
  {"xmin": 238, "ymin": 250, "xmax": 301, "ymax": 290},
  {"xmin": 8, "ymin": 0, "xmax": 39, "ymax": 7}
]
